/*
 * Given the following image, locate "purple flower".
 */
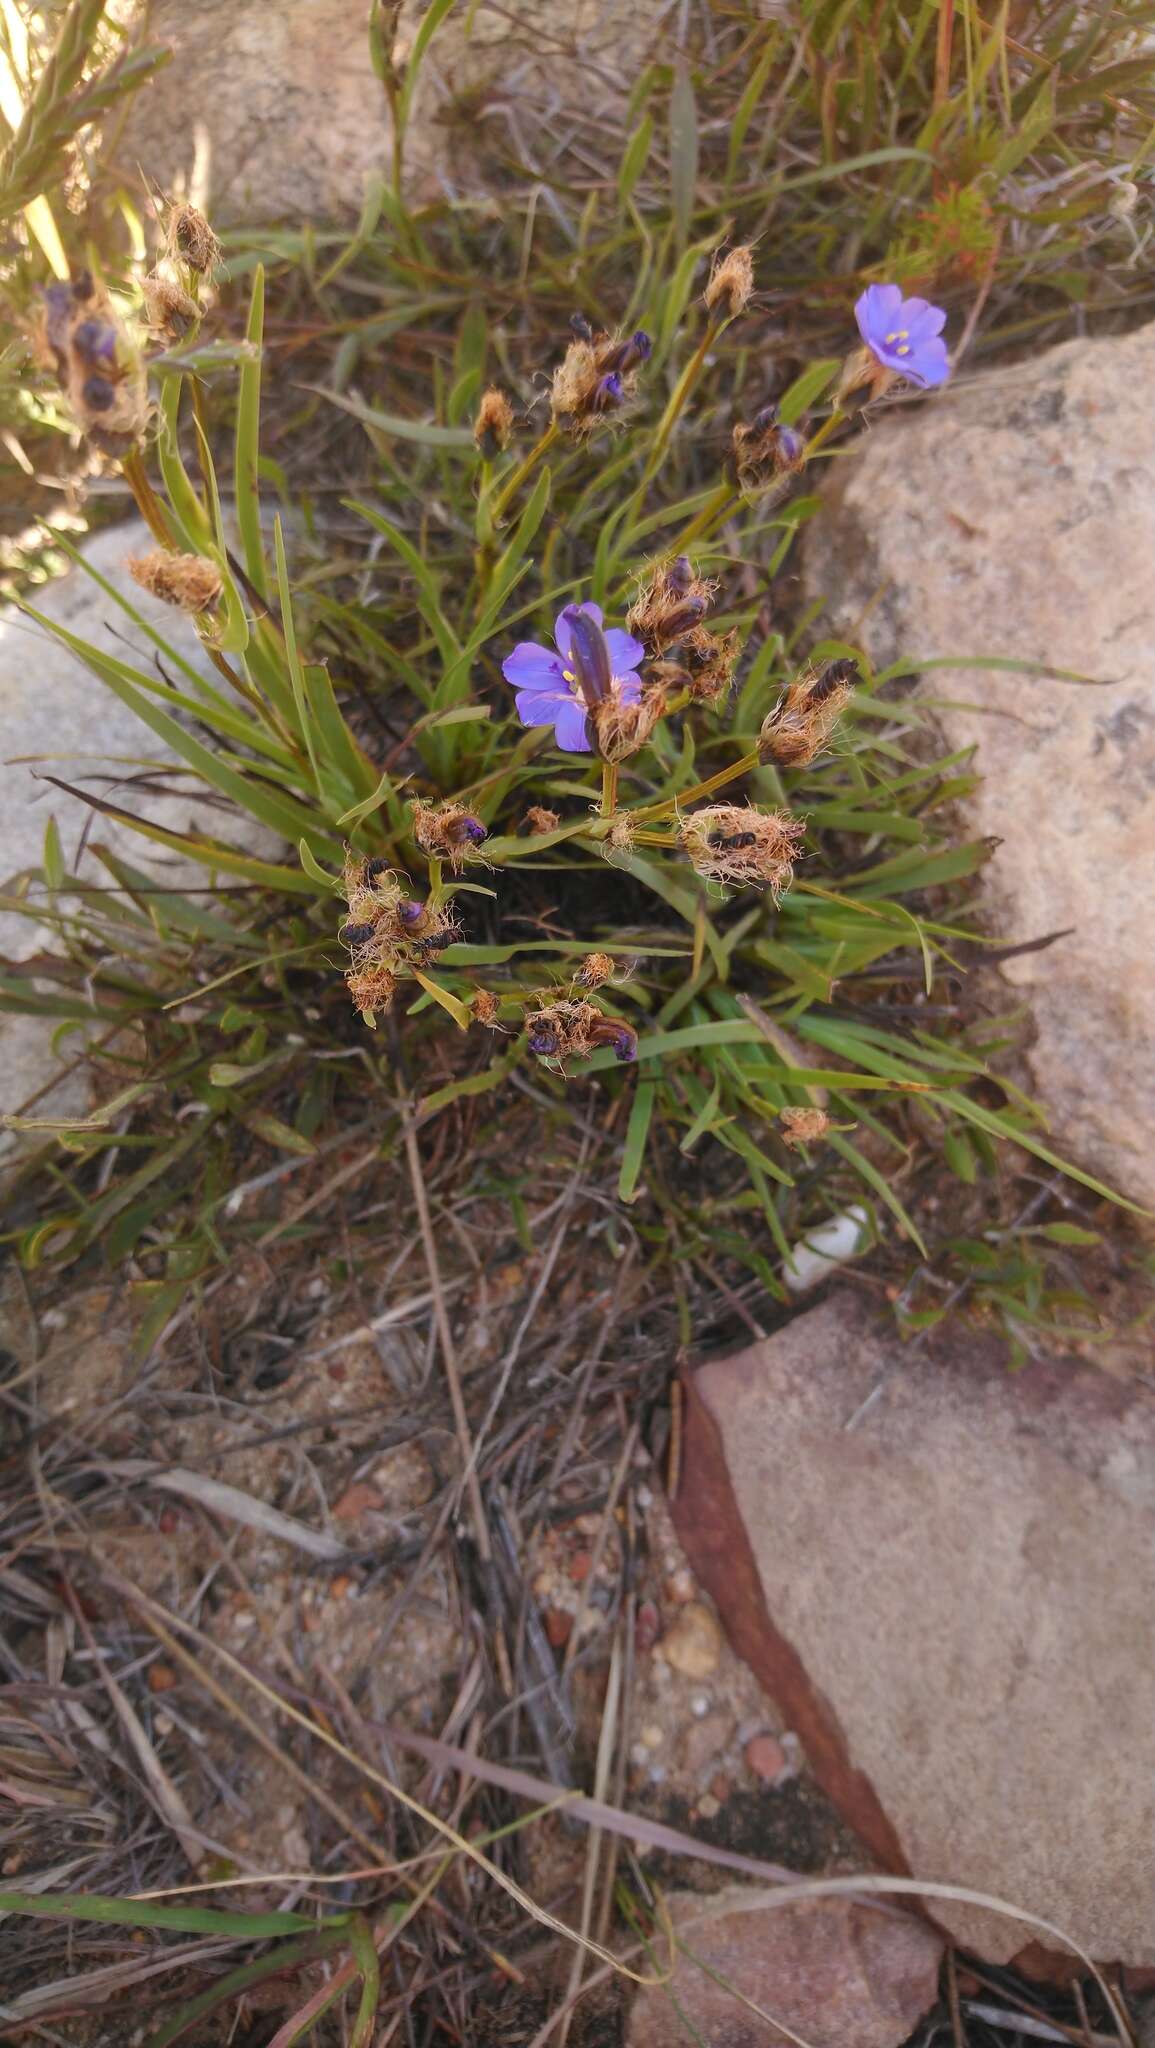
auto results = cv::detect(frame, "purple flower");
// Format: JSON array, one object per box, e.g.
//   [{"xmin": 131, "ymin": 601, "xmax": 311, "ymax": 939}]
[
  {"xmin": 502, "ymin": 602, "xmax": 645, "ymax": 753},
  {"xmin": 854, "ymin": 283, "xmax": 949, "ymax": 390}
]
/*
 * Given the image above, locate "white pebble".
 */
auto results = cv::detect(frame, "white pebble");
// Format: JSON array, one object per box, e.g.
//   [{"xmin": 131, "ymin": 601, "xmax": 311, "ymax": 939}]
[{"xmin": 784, "ymin": 1205, "xmax": 870, "ymax": 1293}]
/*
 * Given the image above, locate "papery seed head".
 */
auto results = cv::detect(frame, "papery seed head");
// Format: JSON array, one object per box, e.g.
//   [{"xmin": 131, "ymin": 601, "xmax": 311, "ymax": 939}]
[
  {"xmin": 525, "ymin": 805, "xmax": 561, "ymax": 835},
  {"xmin": 470, "ymin": 989, "xmax": 502, "ymax": 1028},
  {"xmin": 474, "ymin": 386, "xmax": 514, "ymax": 458},
  {"xmin": 780, "ymin": 1106, "xmax": 831, "ymax": 1148},
  {"xmin": 680, "ymin": 803, "xmax": 805, "ymax": 895},
  {"xmin": 578, "ymin": 952, "xmax": 615, "ymax": 989},
  {"xmin": 127, "ymin": 550, "xmax": 223, "ymax": 613},
  {"xmin": 704, "ymin": 245, "xmax": 755, "ymax": 320}
]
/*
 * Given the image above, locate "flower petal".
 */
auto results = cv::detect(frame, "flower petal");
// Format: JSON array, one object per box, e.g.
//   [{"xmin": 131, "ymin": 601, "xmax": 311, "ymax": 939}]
[
  {"xmin": 554, "ymin": 601, "xmax": 603, "ymax": 660},
  {"xmin": 900, "ymin": 297, "xmax": 947, "ymax": 341},
  {"xmin": 552, "ymin": 699, "xmax": 592, "ymax": 752},
  {"xmin": 604, "ymin": 627, "xmax": 646, "ymax": 674},
  {"xmin": 904, "ymin": 337, "xmax": 950, "ymax": 389},
  {"xmin": 854, "ymin": 282, "xmax": 903, "ymax": 346},
  {"xmin": 503, "ymin": 641, "xmax": 566, "ymax": 690},
  {"xmin": 515, "ymin": 688, "xmax": 573, "ymax": 727},
  {"xmin": 615, "ymin": 673, "xmax": 644, "ymax": 707}
]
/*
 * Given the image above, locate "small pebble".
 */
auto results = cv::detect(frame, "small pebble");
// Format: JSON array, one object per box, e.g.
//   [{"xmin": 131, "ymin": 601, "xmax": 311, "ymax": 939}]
[
  {"xmin": 544, "ymin": 1608, "xmax": 573, "ymax": 1650},
  {"xmin": 696, "ymin": 1793, "xmax": 721, "ymax": 1821},
  {"xmin": 146, "ymin": 1662, "xmax": 177, "ymax": 1695},
  {"xmin": 690, "ymin": 1693, "xmax": 711, "ymax": 1718},
  {"xmin": 630, "ymin": 1742, "xmax": 650, "ymax": 1767},
  {"xmin": 658, "ymin": 1601, "xmax": 722, "ymax": 1679},
  {"xmin": 709, "ymin": 1773, "xmax": 731, "ymax": 1804},
  {"xmin": 667, "ymin": 1566, "xmax": 695, "ymax": 1604},
  {"xmin": 641, "ymin": 1723, "xmax": 664, "ymax": 1749},
  {"xmin": 745, "ymin": 1733, "xmax": 788, "ymax": 1783}
]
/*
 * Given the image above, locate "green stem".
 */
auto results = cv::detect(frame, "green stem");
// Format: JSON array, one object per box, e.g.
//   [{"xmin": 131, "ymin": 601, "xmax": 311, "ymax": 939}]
[
  {"xmin": 122, "ymin": 448, "xmax": 175, "ymax": 548},
  {"xmin": 644, "ymin": 317, "xmax": 725, "ymax": 484},
  {"xmin": 600, "ymin": 760, "xmax": 618, "ymax": 816},
  {"xmin": 487, "ymin": 422, "xmax": 560, "ymax": 525},
  {"xmin": 625, "ymin": 745, "xmax": 762, "ymax": 827}
]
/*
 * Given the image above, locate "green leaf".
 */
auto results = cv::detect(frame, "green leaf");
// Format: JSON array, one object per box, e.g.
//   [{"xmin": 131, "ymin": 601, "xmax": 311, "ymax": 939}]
[
  {"xmin": 778, "ymin": 358, "xmax": 841, "ymax": 426},
  {"xmin": 234, "ymin": 263, "xmax": 268, "ymax": 599},
  {"xmin": 1038, "ymin": 1221, "xmax": 1102, "ymax": 1246},
  {"xmin": 238, "ymin": 1111, "xmax": 318, "ymax": 1156},
  {"xmin": 669, "ymin": 59, "xmax": 699, "ymax": 248},
  {"xmin": 316, "ymin": 387, "xmax": 474, "ymax": 448},
  {"xmin": 618, "ymin": 111, "xmax": 653, "ymax": 207},
  {"xmin": 0, "ymin": 1889, "xmax": 322, "ymax": 1937},
  {"xmin": 396, "ymin": 0, "xmax": 457, "ymax": 132},
  {"xmin": 42, "ymin": 814, "xmax": 64, "ymax": 889},
  {"xmin": 619, "ymin": 1076, "xmax": 656, "ymax": 1203}
]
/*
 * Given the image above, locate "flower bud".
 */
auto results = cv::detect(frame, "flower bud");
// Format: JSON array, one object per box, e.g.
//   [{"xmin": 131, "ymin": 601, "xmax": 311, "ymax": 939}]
[
  {"xmin": 564, "ymin": 606, "xmax": 613, "ymax": 709},
  {"xmin": 731, "ymin": 412, "xmax": 808, "ymax": 497},
  {"xmin": 166, "ymin": 202, "xmax": 221, "ymax": 276},
  {"xmin": 524, "ymin": 805, "xmax": 561, "ymax": 835},
  {"xmin": 680, "ymin": 803, "xmax": 805, "ymax": 896}
]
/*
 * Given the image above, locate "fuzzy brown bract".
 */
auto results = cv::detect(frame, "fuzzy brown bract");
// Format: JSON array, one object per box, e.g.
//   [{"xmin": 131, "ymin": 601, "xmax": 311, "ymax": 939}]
[
  {"xmin": 780, "ymin": 1106, "xmax": 831, "ymax": 1148},
  {"xmin": 731, "ymin": 410, "xmax": 807, "ymax": 497},
  {"xmin": 526, "ymin": 997, "xmax": 637, "ymax": 1068},
  {"xmin": 760, "ymin": 658, "xmax": 857, "ymax": 768},
  {"xmin": 469, "ymin": 989, "xmax": 502, "ymax": 1028},
  {"xmin": 345, "ymin": 963, "xmax": 397, "ymax": 1022},
  {"xmin": 165, "ymin": 203, "xmax": 222, "ymax": 277},
  {"xmin": 680, "ymin": 803, "xmax": 805, "ymax": 895},
  {"xmin": 704, "ymin": 244, "xmax": 755, "ymax": 321},
  {"xmin": 474, "ymin": 386, "xmax": 515, "ymax": 458},
  {"xmin": 524, "ymin": 805, "xmax": 561, "ymax": 835},
  {"xmin": 410, "ymin": 800, "xmax": 488, "ymax": 872},
  {"xmin": 577, "ymin": 953, "xmax": 615, "ymax": 990},
  {"xmin": 591, "ymin": 684, "xmax": 667, "ymax": 763},
  {"xmin": 549, "ymin": 327, "xmax": 646, "ymax": 438},
  {"xmin": 128, "ymin": 550, "xmax": 223, "ymax": 613},
  {"xmin": 626, "ymin": 557, "xmax": 719, "ymax": 655},
  {"xmin": 142, "ymin": 273, "xmax": 199, "ymax": 341}
]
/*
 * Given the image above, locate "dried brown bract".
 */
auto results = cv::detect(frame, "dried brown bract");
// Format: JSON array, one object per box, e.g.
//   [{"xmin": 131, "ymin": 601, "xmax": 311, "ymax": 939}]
[
  {"xmin": 591, "ymin": 683, "xmax": 667, "ymax": 763},
  {"xmin": 142, "ymin": 273, "xmax": 199, "ymax": 340},
  {"xmin": 128, "ymin": 550, "xmax": 222, "ymax": 613},
  {"xmin": 760, "ymin": 658, "xmax": 857, "ymax": 768},
  {"xmin": 474, "ymin": 386, "xmax": 514, "ymax": 458},
  {"xmin": 680, "ymin": 802, "xmax": 805, "ymax": 895},
  {"xmin": 39, "ymin": 272, "xmax": 149, "ymax": 450},
  {"xmin": 165, "ymin": 203, "xmax": 221, "ymax": 276},
  {"xmin": 604, "ymin": 811, "xmax": 637, "ymax": 853},
  {"xmin": 526, "ymin": 998, "xmax": 637, "ymax": 1067},
  {"xmin": 731, "ymin": 407, "xmax": 807, "ymax": 497},
  {"xmin": 780, "ymin": 1106, "xmax": 831, "ymax": 1149},
  {"xmin": 470, "ymin": 989, "xmax": 502, "ymax": 1028},
  {"xmin": 626, "ymin": 556, "xmax": 718, "ymax": 655},
  {"xmin": 578, "ymin": 953, "xmax": 615, "ymax": 990},
  {"xmin": 674, "ymin": 625, "xmax": 740, "ymax": 707},
  {"xmin": 346, "ymin": 964, "xmax": 397, "ymax": 1022},
  {"xmin": 704, "ymin": 244, "xmax": 755, "ymax": 321},
  {"xmin": 411, "ymin": 800, "xmax": 488, "ymax": 872},
  {"xmin": 524, "ymin": 804, "xmax": 561, "ymax": 835},
  {"xmin": 550, "ymin": 325, "xmax": 651, "ymax": 439}
]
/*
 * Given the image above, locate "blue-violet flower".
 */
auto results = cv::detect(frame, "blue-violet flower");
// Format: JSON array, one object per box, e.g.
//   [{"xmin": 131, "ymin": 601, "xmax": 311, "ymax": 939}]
[
  {"xmin": 854, "ymin": 284, "xmax": 949, "ymax": 390},
  {"xmin": 502, "ymin": 602, "xmax": 645, "ymax": 753}
]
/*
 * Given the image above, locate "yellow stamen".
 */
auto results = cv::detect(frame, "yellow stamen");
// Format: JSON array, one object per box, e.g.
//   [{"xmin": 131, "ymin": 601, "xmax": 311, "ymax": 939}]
[
  {"xmin": 885, "ymin": 329, "xmax": 909, "ymax": 343},
  {"xmin": 562, "ymin": 667, "xmax": 575, "ymax": 683}
]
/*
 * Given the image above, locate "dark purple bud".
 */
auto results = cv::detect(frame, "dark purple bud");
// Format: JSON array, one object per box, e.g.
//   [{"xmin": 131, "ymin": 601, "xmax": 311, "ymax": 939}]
[
  {"xmin": 564, "ymin": 606, "xmax": 612, "ymax": 709},
  {"xmin": 668, "ymin": 555, "xmax": 694, "ymax": 596},
  {"xmin": 43, "ymin": 283, "xmax": 73, "ymax": 362},
  {"xmin": 397, "ymin": 898, "xmax": 425, "ymax": 925},
  {"xmin": 82, "ymin": 376, "xmax": 116, "ymax": 413},
  {"xmin": 663, "ymin": 595, "xmax": 709, "ymax": 639},
  {"xmin": 590, "ymin": 371, "xmax": 623, "ymax": 413},
  {"xmin": 811, "ymin": 656, "xmax": 859, "ymax": 702},
  {"xmin": 775, "ymin": 425, "xmax": 806, "ymax": 469},
  {"xmin": 588, "ymin": 1015, "xmax": 638, "ymax": 1062},
  {"xmin": 751, "ymin": 402, "xmax": 779, "ymax": 434},
  {"xmin": 451, "ymin": 815, "xmax": 487, "ymax": 847},
  {"xmin": 708, "ymin": 829, "xmax": 757, "ymax": 850},
  {"xmin": 570, "ymin": 313, "xmax": 595, "ymax": 341},
  {"xmin": 600, "ymin": 330, "xmax": 652, "ymax": 375},
  {"xmin": 528, "ymin": 1025, "xmax": 560, "ymax": 1057},
  {"xmin": 341, "ymin": 920, "xmax": 377, "ymax": 946},
  {"xmin": 71, "ymin": 269, "xmax": 94, "ymax": 303},
  {"xmin": 72, "ymin": 319, "xmax": 118, "ymax": 366},
  {"xmin": 364, "ymin": 855, "xmax": 391, "ymax": 881}
]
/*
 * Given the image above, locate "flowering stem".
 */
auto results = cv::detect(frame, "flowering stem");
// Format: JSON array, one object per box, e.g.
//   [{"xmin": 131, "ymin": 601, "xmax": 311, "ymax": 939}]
[
  {"xmin": 488, "ymin": 423, "xmax": 560, "ymax": 525},
  {"xmin": 664, "ymin": 480, "xmax": 737, "ymax": 560},
  {"xmin": 600, "ymin": 761, "xmax": 618, "ymax": 816},
  {"xmin": 122, "ymin": 449, "xmax": 175, "ymax": 549},
  {"xmin": 802, "ymin": 407, "xmax": 847, "ymax": 460},
  {"xmin": 625, "ymin": 745, "xmax": 762, "ymax": 826},
  {"xmin": 649, "ymin": 319, "xmax": 725, "ymax": 477}
]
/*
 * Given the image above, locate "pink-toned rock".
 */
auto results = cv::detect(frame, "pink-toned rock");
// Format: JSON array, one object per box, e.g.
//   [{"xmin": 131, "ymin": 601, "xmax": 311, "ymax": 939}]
[
  {"xmin": 673, "ymin": 1293, "xmax": 1155, "ymax": 1964},
  {"xmin": 745, "ymin": 1733, "xmax": 788, "ymax": 1784},
  {"xmin": 803, "ymin": 322, "xmax": 1155, "ymax": 1210},
  {"xmin": 627, "ymin": 1892, "xmax": 942, "ymax": 2048}
]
